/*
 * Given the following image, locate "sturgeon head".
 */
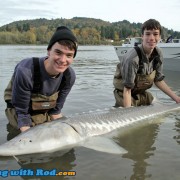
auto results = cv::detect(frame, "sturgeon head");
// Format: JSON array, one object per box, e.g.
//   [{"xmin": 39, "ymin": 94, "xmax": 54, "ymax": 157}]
[{"xmin": 0, "ymin": 121, "xmax": 82, "ymax": 156}]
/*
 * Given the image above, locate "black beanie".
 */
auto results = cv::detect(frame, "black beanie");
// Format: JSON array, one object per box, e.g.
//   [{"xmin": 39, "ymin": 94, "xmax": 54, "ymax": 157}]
[{"xmin": 47, "ymin": 26, "xmax": 78, "ymax": 57}]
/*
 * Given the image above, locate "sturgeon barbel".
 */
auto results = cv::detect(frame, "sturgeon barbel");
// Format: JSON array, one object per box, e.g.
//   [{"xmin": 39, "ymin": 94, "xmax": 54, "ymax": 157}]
[{"xmin": 0, "ymin": 102, "xmax": 179, "ymax": 156}]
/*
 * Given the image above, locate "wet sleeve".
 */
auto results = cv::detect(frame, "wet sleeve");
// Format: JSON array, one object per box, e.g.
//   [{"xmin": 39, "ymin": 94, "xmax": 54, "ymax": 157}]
[
  {"xmin": 12, "ymin": 66, "xmax": 33, "ymax": 128},
  {"xmin": 121, "ymin": 57, "xmax": 138, "ymax": 89}
]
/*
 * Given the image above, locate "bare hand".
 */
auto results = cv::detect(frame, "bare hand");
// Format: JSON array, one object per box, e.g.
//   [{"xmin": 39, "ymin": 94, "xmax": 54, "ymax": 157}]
[
  {"xmin": 175, "ymin": 96, "xmax": 180, "ymax": 103},
  {"xmin": 20, "ymin": 126, "xmax": 30, "ymax": 132},
  {"xmin": 50, "ymin": 113, "xmax": 63, "ymax": 120}
]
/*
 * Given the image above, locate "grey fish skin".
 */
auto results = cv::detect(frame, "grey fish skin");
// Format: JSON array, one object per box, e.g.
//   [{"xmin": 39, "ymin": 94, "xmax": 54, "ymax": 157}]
[
  {"xmin": 0, "ymin": 102, "xmax": 179, "ymax": 156},
  {"xmin": 65, "ymin": 102, "xmax": 180, "ymax": 137}
]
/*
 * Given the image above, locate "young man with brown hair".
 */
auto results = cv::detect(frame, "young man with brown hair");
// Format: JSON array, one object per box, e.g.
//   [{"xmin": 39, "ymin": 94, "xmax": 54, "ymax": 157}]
[{"xmin": 113, "ymin": 19, "xmax": 180, "ymax": 107}]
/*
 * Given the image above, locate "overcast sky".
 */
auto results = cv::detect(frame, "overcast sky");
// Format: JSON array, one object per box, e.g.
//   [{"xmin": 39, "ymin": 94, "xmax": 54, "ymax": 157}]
[{"xmin": 1, "ymin": 0, "xmax": 180, "ymax": 31}]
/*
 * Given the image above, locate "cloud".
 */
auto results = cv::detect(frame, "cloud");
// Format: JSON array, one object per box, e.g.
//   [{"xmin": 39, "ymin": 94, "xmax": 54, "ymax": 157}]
[{"xmin": 0, "ymin": 0, "xmax": 180, "ymax": 31}]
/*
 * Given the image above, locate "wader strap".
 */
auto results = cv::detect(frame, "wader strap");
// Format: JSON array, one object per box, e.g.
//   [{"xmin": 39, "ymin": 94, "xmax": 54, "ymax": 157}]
[
  {"xmin": 152, "ymin": 48, "xmax": 159, "ymax": 70},
  {"xmin": 134, "ymin": 46, "xmax": 160, "ymax": 72},
  {"xmin": 32, "ymin": 57, "xmax": 42, "ymax": 93},
  {"xmin": 6, "ymin": 101, "xmax": 14, "ymax": 108},
  {"xmin": 134, "ymin": 46, "xmax": 143, "ymax": 74}
]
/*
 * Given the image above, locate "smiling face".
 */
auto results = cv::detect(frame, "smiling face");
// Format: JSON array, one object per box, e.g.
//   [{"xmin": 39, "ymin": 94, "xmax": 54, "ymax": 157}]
[
  {"xmin": 141, "ymin": 19, "xmax": 162, "ymax": 55},
  {"xmin": 142, "ymin": 29, "xmax": 161, "ymax": 54},
  {"xmin": 45, "ymin": 42, "xmax": 75, "ymax": 76}
]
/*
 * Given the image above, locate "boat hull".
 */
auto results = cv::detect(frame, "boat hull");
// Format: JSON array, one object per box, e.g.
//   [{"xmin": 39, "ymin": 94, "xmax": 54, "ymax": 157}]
[{"xmin": 114, "ymin": 46, "xmax": 180, "ymax": 71}]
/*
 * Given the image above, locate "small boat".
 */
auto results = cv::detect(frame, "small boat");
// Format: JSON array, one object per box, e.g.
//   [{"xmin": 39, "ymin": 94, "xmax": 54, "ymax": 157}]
[
  {"xmin": 114, "ymin": 37, "xmax": 180, "ymax": 71},
  {"xmin": 114, "ymin": 37, "xmax": 180, "ymax": 59}
]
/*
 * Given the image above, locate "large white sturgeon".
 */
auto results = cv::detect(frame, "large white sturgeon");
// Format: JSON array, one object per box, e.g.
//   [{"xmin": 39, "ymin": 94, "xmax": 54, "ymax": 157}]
[{"xmin": 0, "ymin": 102, "xmax": 179, "ymax": 156}]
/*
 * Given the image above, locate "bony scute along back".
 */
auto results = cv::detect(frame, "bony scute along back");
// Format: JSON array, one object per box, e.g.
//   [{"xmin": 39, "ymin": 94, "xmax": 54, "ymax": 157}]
[{"xmin": 0, "ymin": 102, "xmax": 179, "ymax": 156}]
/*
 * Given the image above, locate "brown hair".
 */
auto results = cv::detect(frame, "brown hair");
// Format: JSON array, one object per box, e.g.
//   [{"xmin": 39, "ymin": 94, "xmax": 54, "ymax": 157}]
[
  {"xmin": 58, "ymin": 39, "xmax": 77, "ymax": 53},
  {"xmin": 141, "ymin": 19, "xmax": 162, "ymax": 35}
]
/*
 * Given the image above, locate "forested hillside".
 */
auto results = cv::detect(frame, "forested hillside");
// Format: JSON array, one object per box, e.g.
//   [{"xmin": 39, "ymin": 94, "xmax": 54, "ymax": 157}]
[{"xmin": 0, "ymin": 17, "xmax": 179, "ymax": 45}]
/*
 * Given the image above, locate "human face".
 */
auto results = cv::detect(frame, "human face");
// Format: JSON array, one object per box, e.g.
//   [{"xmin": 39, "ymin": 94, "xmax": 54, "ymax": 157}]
[
  {"xmin": 142, "ymin": 29, "xmax": 161, "ymax": 53},
  {"xmin": 46, "ymin": 42, "xmax": 75, "ymax": 76}
]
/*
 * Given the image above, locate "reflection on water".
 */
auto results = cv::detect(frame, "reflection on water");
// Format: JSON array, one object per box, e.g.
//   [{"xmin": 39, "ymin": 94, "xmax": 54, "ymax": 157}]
[
  {"xmin": 0, "ymin": 149, "xmax": 76, "ymax": 180},
  {"xmin": 118, "ymin": 123, "xmax": 160, "ymax": 180},
  {"xmin": 0, "ymin": 45, "xmax": 180, "ymax": 180},
  {"xmin": 19, "ymin": 149, "xmax": 76, "ymax": 180}
]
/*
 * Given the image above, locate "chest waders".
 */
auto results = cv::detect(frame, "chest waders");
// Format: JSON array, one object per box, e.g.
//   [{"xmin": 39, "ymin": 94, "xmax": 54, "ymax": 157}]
[
  {"xmin": 113, "ymin": 46, "xmax": 157, "ymax": 107},
  {"xmin": 4, "ymin": 58, "xmax": 59, "ymax": 129}
]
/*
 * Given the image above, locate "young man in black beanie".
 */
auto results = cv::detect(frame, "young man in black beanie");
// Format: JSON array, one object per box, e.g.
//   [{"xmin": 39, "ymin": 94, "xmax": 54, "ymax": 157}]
[{"xmin": 4, "ymin": 26, "xmax": 78, "ymax": 134}]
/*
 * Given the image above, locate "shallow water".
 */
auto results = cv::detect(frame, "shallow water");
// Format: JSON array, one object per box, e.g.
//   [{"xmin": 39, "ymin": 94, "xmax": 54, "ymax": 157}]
[{"xmin": 0, "ymin": 45, "xmax": 180, "ymax": 180}]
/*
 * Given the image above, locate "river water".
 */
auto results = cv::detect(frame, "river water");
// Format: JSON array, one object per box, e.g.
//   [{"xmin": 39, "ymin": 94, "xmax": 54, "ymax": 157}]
[{"xmin": 0, "ymin": 45, "xmax": 180, "ymax": 180}]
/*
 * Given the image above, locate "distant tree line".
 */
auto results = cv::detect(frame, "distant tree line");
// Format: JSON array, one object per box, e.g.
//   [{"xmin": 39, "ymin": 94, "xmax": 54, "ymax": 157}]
[{"xmin": 0, "ymin": 17, "xmax": 179, "ymax": 45}]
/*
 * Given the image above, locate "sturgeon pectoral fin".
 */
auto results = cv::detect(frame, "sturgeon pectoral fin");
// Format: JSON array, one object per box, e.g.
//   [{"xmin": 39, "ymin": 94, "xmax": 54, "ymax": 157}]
[{"xmin": 81, "ymin": 136, "xmax": 127, "ymax": 154}]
